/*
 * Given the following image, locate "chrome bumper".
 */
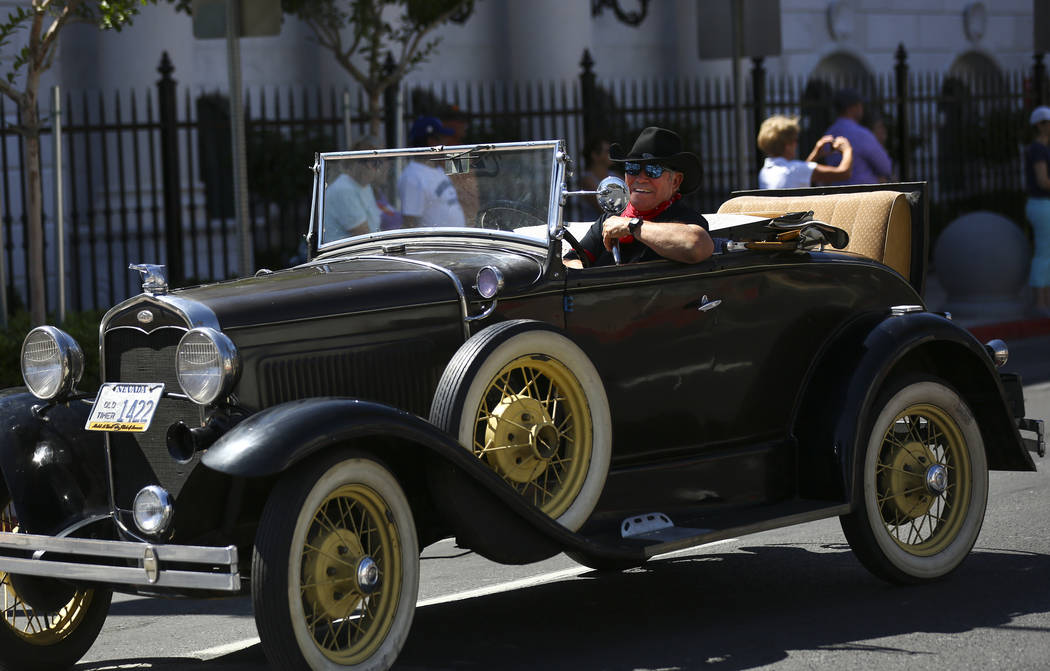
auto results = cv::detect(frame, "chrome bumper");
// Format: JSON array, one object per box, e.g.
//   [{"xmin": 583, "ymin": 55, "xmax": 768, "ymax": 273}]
[
  {"xmin": 1020, "ymin": 418, "xmax": 1045, "ymax": 458},
  {"xmin": 0, "ymin": 532, "xmax": 240, "ymax": 592}
]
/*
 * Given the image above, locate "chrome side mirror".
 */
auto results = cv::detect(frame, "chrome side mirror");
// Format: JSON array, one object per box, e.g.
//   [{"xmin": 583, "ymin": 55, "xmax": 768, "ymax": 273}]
[
  {"xmin": 444, "ymin": 157, "xmax": 471, "ymax": 175},
  {"xmin": 596, "ymin": 176, "xmax": 629, "ymax": 214}
]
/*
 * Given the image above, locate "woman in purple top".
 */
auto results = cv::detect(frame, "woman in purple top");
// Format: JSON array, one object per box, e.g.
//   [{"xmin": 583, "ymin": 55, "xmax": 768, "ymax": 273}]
[
  {"xmin": 824, "ymin": 89, "xmax": 893, "ymax": 185},
  {"xmin": 1026, "ymin": 106, "xmax": 1050, "ymax": 312}
]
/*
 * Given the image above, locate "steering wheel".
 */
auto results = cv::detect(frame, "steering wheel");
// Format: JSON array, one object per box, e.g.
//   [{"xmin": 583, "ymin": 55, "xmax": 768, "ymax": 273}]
[
  {"xmin": 475, "ymin": 200, "xmax": 545, "ymax": 231},
  {"xmin": 470, "ymin": 154, "xmax": 501, "ymax": 177},
  {"xmin": 562, "ymin": 229, "xmax": 591, "ymax": 268}
]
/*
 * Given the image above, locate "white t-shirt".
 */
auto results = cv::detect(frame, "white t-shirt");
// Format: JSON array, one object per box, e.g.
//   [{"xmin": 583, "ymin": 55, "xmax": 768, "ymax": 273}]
[
  {"xmin": 397, "ymin": 161, "xmax": 466, "ymax": 228},
  {"xmin": 758, "ymin": 157, "xmax": 817, "ymax": 190},
  {"xmin": 322, "ymin": 174, "xmax": 381, "ymax": 242}
]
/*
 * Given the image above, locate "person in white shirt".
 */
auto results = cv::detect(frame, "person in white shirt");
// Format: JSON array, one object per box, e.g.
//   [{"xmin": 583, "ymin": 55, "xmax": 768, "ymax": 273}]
[
  {"xmin": 322, "ymin": 160, "xmax": 382, "ymax": 242},
  {"xmin": 397, "ymin": 116, "xmax": 466, "ymax": 228},
  {"xmin": 757, "ymin": 115, "xmax": 853, "ymax": 189}
]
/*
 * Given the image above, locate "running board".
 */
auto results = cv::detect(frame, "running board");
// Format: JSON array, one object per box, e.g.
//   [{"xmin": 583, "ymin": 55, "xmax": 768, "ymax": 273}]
[{"xmin": 632, "ymin": 502, "xmax": 853, "ymax": 559}]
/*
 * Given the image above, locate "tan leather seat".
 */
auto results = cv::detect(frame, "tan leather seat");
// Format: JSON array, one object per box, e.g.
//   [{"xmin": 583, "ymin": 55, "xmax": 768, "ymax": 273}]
[{"xmin": 717, "ymin": 191, "xmax": 912, "ymax": 279}]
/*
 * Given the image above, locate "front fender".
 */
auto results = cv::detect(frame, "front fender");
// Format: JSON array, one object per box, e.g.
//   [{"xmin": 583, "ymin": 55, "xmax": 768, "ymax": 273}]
[
  {"xmin": 201, "ymin": 398, "xmax": 469, "ymax": 477},
  {"xmin": 201, "ymin": 398, "xmax": 641, "ymax": 565},
  {"xmin": 794, "ymin": 311, "xmax": 1034, "ymax": 504},
  {"xmin": 0, "ymin": 390, "xmax": 110, "ymax": 534}
]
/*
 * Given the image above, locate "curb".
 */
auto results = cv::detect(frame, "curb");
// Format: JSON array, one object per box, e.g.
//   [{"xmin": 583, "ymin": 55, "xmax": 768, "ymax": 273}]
[{"xmin": 967, "ymin": 318, "xmax": 1050, "ymax": 343}]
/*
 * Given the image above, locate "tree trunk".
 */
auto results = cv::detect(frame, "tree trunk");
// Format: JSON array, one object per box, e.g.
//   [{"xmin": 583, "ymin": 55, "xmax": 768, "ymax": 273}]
[
  {"xmin": 21, "ymin": 82, "xmax": 45, "ymax": 327},
  {"xmin": 369, "ymin": 89, "xmax": 383, "ymax": 142}
]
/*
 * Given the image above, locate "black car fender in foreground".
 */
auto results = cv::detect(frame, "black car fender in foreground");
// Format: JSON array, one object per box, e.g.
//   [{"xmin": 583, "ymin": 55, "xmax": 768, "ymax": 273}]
[
  {"xmin": 794, "ymin": 309, "xmax": 1035, "ymax": 507},
  {"xmin": 200, "ymin": 396, "xmax": 642, "ymax": 566},
  {"xmin": 0, "ymin": 392, "xmax": 109, "ymax": 536}
]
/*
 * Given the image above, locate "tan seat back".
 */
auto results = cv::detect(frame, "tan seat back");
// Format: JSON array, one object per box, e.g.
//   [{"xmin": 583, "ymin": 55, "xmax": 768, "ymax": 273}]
[{"xmin": 717, "ymin": 191, "xmax": 912, "ymax": 279}]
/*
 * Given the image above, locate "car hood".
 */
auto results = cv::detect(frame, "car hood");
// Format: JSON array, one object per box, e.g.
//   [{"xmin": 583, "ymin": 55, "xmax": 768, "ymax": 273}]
[{"xmin": 170, "ymin": 247, "xmax": 546, "ymax": 329}]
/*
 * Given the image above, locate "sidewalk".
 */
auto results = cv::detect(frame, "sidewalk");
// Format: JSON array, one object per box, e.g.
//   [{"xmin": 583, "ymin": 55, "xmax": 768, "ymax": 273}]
[{"xmin": 924, "ymin": 272, "xmax": 1050, "ymax": 343}]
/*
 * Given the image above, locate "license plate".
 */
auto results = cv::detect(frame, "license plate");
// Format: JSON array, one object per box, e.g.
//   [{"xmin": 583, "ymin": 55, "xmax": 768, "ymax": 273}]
[{"xmin": 86, "ymin": 383, "xmax": 165, "ymax": 432}]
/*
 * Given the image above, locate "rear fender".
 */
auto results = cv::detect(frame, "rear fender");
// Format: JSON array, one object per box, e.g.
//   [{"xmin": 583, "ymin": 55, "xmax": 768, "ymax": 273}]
[
  {"xmin": 794, "ymin": 311, "xmax": 1034, "ymax": 504},
  {"xmin": 0, "ymin": 390, "xmax": 110, "ymax": 534},
  {"xmin": 201, "ymin": 398, "xmax": 640, "ymax": 565}
]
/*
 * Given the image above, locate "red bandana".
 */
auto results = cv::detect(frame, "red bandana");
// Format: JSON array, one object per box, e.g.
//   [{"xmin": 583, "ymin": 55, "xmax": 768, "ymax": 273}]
[{"xmin": 618, "ymin": 193, "xmax": 682, "ymax": 243}]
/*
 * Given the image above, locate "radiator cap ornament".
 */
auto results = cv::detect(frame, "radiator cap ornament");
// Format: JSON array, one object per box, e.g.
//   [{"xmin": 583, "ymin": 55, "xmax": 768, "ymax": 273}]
[{"xmin": 130, "ymin": 263, "xmax": 168, "ymax": 296}]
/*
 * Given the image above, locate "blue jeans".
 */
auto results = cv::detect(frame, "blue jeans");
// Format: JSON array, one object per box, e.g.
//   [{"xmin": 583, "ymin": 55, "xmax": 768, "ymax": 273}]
[{"xmin": 1028, "ymin": 197, "xmax": 1050, "ymax": 288}]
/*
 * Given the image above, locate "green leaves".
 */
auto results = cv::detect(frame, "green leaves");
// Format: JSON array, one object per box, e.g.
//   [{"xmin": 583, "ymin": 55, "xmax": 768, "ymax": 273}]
[
  {"xmin": 287, "ymin": 0, "xmax": 472, "ymax": 76},
  {"xmin": 1, "ymin": 1, "xmax": 155, "ymax": 88}
]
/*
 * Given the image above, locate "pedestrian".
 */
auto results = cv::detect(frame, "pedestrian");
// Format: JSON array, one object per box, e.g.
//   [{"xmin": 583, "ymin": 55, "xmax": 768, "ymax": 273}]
[
  {"xmin": 1026, "ymin": 105, "xmax": 1050, "ymax": 313},
  {"xmin": 576, "ymin": 135, "xmax": 615, "ymax": 220},
  {"xmin": 823, "ymin": 88, "xmax": 893, "ymax": 185},
  {"xmin": 397, "ymin": 116, "xmax": 466, "ymax": 228},
  {"xmin": 756, "ymin": 115, "xmax": 853, "ymax": 189}
]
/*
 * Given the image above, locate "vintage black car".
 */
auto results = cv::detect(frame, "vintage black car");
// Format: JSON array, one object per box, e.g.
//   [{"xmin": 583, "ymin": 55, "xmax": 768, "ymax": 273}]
[{"xmin": 0, "ymin": 140, "xmax": 1044, "ymax": 671}]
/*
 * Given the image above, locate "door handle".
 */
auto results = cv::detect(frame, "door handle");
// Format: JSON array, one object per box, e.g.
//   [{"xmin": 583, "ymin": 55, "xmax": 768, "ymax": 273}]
[{"xmin": 698, "ymin": 295, "xmax": 721, "ymax": 312}]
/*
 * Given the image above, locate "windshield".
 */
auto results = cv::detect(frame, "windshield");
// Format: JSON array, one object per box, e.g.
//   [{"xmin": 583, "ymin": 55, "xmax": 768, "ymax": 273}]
[{"xmin": 315, "ymin": 142, "xmax": 561, "ymax": 249}]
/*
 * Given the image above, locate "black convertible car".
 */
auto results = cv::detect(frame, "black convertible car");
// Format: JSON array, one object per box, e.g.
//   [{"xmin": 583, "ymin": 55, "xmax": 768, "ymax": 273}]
[{"xmin": 0, "ymin": 140, "xmax": 1043, "ymax": 671}]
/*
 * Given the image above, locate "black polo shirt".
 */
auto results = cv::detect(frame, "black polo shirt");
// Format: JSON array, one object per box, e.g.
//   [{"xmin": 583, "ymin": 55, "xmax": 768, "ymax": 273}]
[{"xmin": 565, "ymin": 200, "xmax": 708, "ymax": 266}]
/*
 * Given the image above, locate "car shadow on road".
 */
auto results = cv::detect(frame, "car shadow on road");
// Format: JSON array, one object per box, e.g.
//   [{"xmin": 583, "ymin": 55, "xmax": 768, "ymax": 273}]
[
  {"xmin": 104, "ymin": 595, "xmax": 253, "ymax": 617},
  {"xmin": 395, "ymin": 544, "xmax": 1050, "ymax": 670},
  {"xmin": 75, "ymin": 544, "xmax": 1050, "ymax": 671}
]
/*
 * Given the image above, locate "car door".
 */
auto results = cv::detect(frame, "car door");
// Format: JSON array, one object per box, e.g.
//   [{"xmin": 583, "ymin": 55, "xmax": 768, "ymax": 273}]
[{"xmin": 563, "ymin": 259, "xmax": 723, "ymax": 464}]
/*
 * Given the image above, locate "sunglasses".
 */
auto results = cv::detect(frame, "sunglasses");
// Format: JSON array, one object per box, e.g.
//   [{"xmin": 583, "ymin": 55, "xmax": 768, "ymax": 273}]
[{"xmin": 623, "ymin": 162, "xmax": 669, "ymax": 178}]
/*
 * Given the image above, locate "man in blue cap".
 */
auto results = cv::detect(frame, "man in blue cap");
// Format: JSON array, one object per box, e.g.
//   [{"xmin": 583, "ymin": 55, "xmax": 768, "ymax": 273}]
[{"xmin": 397, "ymin": 115, "xmax": 466, "ymax": 227}]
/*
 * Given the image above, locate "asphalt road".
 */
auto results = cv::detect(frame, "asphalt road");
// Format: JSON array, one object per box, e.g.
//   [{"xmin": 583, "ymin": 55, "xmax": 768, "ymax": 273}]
[{"xmin": 76, "ymin": 363, "xmax": 1050, "ymax": 671}]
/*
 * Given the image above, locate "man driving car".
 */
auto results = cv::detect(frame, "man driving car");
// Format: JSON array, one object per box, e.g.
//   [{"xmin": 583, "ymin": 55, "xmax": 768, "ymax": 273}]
[{"xmin": 564, "ymin": 126, "xmax": 713, "ymax": 268}]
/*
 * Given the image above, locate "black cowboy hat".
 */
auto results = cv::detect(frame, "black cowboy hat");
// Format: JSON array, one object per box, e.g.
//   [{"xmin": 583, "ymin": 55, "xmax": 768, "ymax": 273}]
[{"xmin": 609, "ymin": 127, "xmax": 702, "ymax": 195}]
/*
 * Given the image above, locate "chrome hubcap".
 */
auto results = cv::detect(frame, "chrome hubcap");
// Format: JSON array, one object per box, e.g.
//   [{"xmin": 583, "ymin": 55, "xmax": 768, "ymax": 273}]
[
  {"xmin": 356, "ymin": 556, "xmax": 380, "ymax": 594},
  {"xmin": 925, "ymin": 464, "xmax": 948, "ymax": 495}
]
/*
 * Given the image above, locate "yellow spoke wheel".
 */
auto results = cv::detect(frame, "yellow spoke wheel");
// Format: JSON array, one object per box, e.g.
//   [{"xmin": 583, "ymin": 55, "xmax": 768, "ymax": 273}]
[
  {"xmin": 841, "ymin": 377, "xmax": 988, "ymax": 584},
  {"xmin": 430, "ymin": 321, "xmax": 611, "ymax": 537},
  {"xmin": 875, "ymin": 404, "xmax": 971, "ymax": 557},
  {"xmin": 0, "ymin": 495, "xmax": 112, "ymax": 670},
  {"xmin": 473, "ymin": 355, "xmax": 593, "ymax": 520},
  {"xmin": 252, "ymin": 452, "xmax": 419, "ymax": 671},
  {"xmin": 299, "ymin": 483, "xmax": 403, "ymax": 665}
]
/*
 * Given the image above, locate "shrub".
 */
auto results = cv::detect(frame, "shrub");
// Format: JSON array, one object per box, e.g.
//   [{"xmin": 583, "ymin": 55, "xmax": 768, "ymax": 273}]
[{"xmin": 0, "ymin": 310, "xmax": 104, "ymax": 391}]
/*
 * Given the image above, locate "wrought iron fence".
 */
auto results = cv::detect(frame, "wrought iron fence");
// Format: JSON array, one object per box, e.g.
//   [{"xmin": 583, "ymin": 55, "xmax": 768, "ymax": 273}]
[{"xmin": 1, "ymin": 48, "xmax": 1047, "ymax": 321}]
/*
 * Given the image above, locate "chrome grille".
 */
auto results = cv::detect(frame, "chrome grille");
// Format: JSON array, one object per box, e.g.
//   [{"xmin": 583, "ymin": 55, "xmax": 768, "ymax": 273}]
[{"xmin": 104, "ymin": 325, "xmax": 202, "ymax": 503}]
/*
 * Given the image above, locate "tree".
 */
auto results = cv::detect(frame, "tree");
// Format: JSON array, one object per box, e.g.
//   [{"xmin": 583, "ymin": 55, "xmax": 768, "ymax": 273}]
[
  {"xmin": 0, "ymin": 0, "xmax": 155, "ymax": 326},
  {"xmin": 283, "ymin": 0, "xmax": 474, "ymax": 139}
]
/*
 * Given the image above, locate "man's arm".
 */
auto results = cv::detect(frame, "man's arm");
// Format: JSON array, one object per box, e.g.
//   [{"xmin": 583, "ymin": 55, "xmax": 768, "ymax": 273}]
[
  {"xmin": 397, "ymin": 169, "xmax": 425, "ymax": 226},
  {"xmin": 1034, "ymin": 159, "xmax": 1050, "ymax": 191},
  {"xmin": 601, "ymin": 216, "xmax": 714, "ymax": 264}
]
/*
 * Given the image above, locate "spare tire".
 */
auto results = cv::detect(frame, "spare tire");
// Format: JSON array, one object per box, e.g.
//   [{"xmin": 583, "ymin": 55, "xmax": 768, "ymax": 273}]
[{"xmin": 430, "ymin": 320, "xmax": 611, "ymax": 531}]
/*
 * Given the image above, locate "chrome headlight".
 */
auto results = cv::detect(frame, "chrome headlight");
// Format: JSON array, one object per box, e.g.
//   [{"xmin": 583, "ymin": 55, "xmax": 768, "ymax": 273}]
[
  {"xmin": 133, "ymin": 485, "xmax": 173, "ymax": 535},
  {"xmin": 175, "ymin": 328, "xmax": 240, "ymax": 405},
  {"xmin": 985, "ymin": 339, "xmax": 1009, "ymax": 367},
  {"xmin": 20, "ymin": 326, "xmax": 84, "ymax": 400}
]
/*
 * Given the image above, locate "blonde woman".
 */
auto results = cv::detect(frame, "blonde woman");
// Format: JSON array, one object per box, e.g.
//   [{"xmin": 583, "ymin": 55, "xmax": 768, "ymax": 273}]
[{"xmin": 757, "ymin": 115, "xmax": 853, "ymax": 189}]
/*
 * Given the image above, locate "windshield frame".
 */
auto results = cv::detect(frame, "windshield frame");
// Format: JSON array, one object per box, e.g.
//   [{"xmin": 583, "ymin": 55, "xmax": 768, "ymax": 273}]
[{"xmin": 308, "ymin": 140, "xmax": 568, "ymax": 259}]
